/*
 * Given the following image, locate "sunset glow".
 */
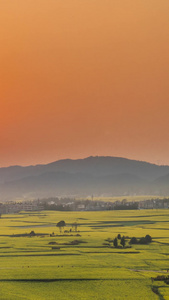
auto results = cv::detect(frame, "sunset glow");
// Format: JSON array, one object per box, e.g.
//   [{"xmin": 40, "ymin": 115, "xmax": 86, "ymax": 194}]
[{"xmin": 0, "ymin": 0, "xmax": 169, "ymax": 166}]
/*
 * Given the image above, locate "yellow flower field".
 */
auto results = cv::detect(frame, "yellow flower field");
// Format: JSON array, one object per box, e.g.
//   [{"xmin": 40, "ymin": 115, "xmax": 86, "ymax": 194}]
[{"xmin": 0, "ymin": 209, "xmax": 169, "ymax": 299}]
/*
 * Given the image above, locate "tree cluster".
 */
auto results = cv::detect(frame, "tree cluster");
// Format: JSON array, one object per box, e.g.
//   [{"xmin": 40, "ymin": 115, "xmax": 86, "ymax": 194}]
[
  {"xmin": 105, "ymin": 234, "xmax": 152, "ymax": 249},
  {"xmin": 113, "ymin": 235, "xmax": 126, "ymax": 248},
  {"xmin": 104, "ymin": 234, "xmax": 127, "ymax": 248},
  {"xmin": 56, "ymin": 220, "xmax": 79, "ymax": 233},
  {"xmin": 129, "ymin": 234, "xmax": 152, "ymax": 245}
]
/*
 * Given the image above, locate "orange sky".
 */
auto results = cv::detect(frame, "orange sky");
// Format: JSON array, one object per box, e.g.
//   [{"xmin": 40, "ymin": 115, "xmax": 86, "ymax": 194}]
[{"xmin": 0, "ymin": 0, "xmax": 169, "ymax": 167}]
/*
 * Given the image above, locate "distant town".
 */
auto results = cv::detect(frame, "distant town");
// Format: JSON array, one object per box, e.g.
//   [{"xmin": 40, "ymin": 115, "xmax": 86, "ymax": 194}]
[{"xmin": 0, "ymin": 196, "xmax": 169, "ymax": 214}]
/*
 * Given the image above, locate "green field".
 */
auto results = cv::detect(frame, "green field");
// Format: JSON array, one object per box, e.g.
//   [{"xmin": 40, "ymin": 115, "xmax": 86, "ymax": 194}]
[{"xmin": 0, "ymin": 210, "xmax": 169, "ymax": 299}]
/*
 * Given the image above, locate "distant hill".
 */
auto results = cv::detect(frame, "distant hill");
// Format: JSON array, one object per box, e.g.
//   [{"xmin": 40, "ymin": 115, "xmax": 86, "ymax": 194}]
[{"xmin": 0, "ymin": 156, "xmax": 169, "ymax": 200}]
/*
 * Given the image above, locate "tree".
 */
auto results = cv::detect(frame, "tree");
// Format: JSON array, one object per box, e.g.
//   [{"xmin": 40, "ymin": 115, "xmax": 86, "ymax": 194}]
[
  {"xmin": 145, "ymin": 235, "xmax": 152, "ymax": 244},
  {"xmin": 113, "ymin": 238, "xmax": 118, "ymax": 248},
  {"xmin": 139, "ymin": 237, "xmax": 147, "ymax": 244},
  {"xmin": 129, "ymin": 237, "xmax": 138, "ymax": 245},
  {"xmin": 57, "ymin": 220, "xmax": 66, "ymax": 233},
  {"xmin": 120, "ymin": 236, "xmax": 126, "ymax": 248},
  {"xmin": 117, "ymin": 234, "xmax": 121, "ymax": 240},
  {"xmin": 30, "ymin": 231, "xmax": 35, "ymax": 236}
]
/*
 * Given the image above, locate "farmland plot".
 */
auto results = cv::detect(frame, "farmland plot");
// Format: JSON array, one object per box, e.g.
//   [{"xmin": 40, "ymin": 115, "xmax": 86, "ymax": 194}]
[{"xmin": 0, "ymin": 210, "xmax": 169, "ymax": 299}]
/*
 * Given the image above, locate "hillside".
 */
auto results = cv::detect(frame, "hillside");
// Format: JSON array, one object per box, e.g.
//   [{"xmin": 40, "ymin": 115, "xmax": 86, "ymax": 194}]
[{"xmin": 0, "ymin": 156, "xmax": 169, "ymax": 200}]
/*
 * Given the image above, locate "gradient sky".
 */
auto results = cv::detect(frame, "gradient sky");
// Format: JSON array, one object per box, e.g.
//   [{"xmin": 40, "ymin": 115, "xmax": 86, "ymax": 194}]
[{"xmin": 0, "ymin": 0, "xmax": 169, "ymax": 167}]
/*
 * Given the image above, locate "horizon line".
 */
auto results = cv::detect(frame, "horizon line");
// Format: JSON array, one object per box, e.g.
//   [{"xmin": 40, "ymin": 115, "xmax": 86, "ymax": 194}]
[{"xmin": 0, "ymin": 155, "xmax": 168, "ymax": 169}]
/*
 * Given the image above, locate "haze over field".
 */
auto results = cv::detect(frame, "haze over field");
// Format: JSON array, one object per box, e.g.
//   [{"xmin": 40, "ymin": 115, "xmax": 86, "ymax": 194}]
[{"xmin": 0, "ymin": 1, "xmax": 169, "ymax": 167}]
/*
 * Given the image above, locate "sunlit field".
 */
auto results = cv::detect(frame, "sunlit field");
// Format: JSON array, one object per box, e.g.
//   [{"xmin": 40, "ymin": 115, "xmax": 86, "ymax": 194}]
[{"xmin": 0, "ymin": 210, "xmax": 169, "ymax": 299}]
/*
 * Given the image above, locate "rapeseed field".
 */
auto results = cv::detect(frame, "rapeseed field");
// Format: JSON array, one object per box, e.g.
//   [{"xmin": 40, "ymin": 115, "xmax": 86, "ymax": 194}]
[{"xmin": 0, "ymin": 210, "xmax": 169, "ymax": 299}]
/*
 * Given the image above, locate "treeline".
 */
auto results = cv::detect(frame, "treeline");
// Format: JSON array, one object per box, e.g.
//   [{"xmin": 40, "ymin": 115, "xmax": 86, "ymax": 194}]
[
  {"xmin": 104, "ymin": 234, "xmax": 152, "ymax": 248},
  {"xmin": 129, "ymin": 234, "xmax": 152, "ymax": 245},
  {"xmin": 114, "ymin": 203, "xmax": 138, "ymax": 210}
]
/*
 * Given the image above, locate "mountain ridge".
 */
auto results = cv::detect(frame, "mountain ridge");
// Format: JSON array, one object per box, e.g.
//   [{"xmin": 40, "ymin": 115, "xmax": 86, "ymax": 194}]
[{"xmin": 0, "ymin": 156, "xmax": 169, "ymax": 200}]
